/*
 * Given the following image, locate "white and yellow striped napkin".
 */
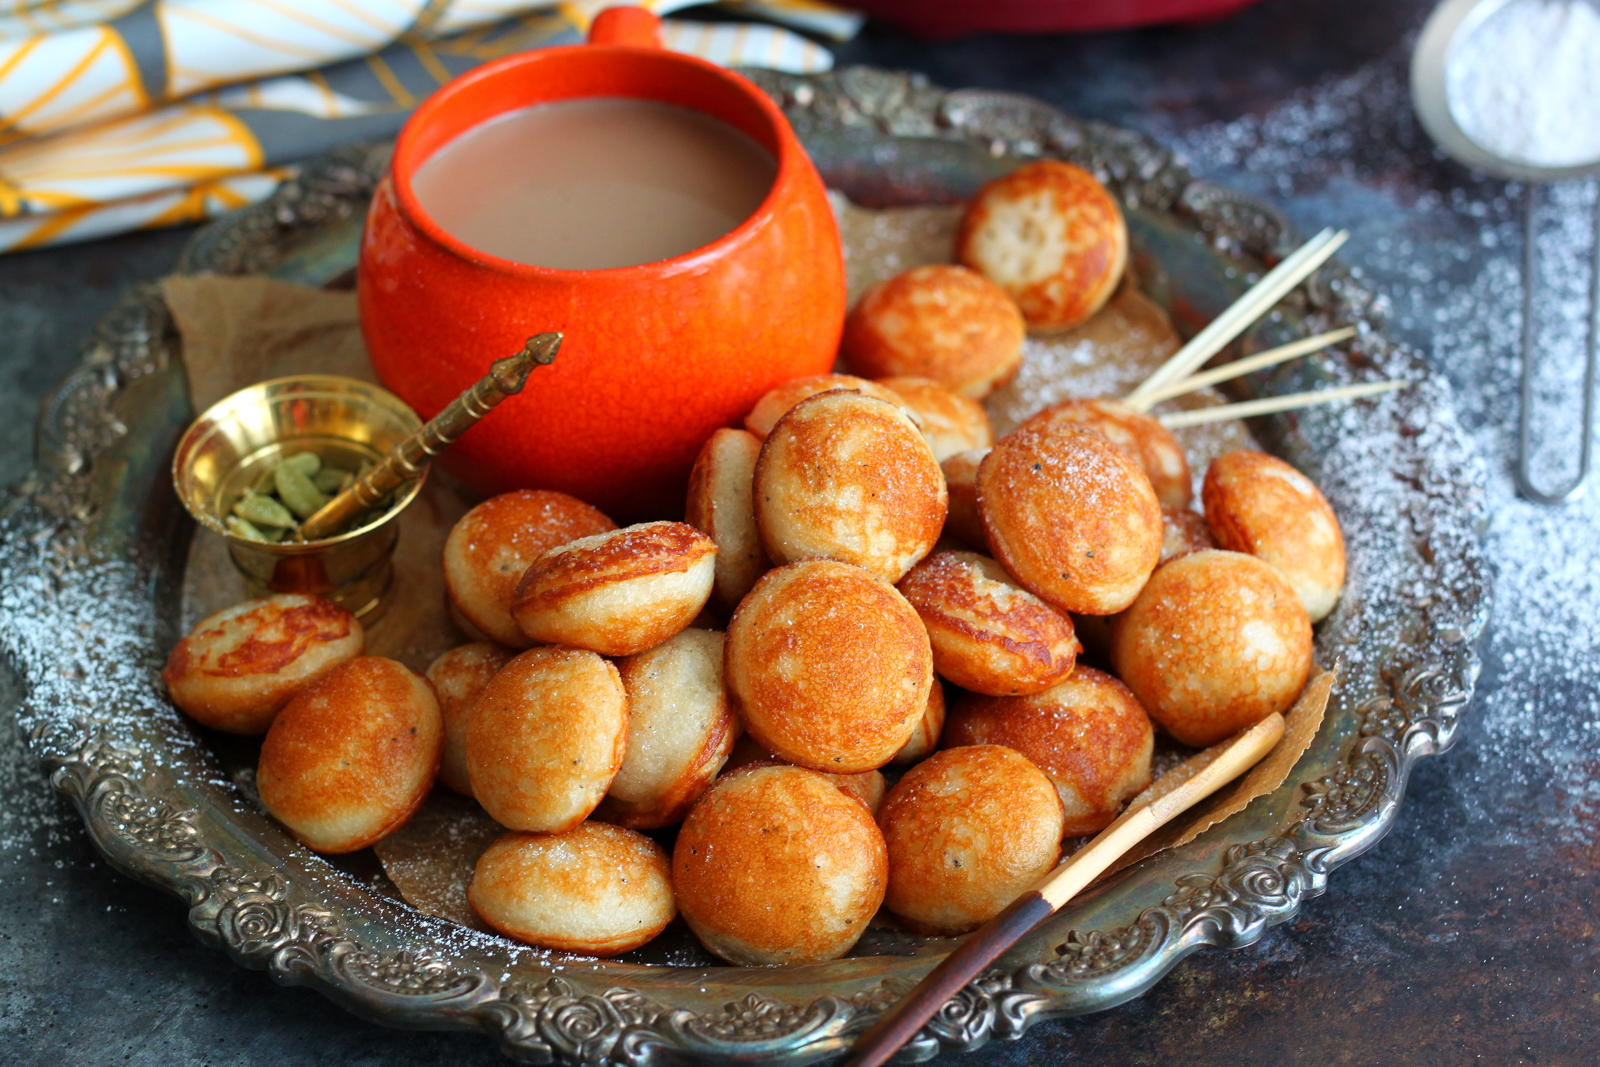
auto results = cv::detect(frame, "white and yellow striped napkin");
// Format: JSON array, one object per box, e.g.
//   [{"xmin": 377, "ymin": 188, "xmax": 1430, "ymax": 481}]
[{"xmin": 0, "ymin": 0, "xmax": 857, "ymax": 253}]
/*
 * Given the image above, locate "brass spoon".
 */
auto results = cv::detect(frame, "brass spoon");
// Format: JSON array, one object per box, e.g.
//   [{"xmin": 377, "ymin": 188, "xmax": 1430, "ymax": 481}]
[
  {"xmin": 297, "ymin": 333, "xmax": 561, "ymax": 541},
  {"xmin": 842, "ymin": 711, "xmax": 1288, "ymax": 1067}
]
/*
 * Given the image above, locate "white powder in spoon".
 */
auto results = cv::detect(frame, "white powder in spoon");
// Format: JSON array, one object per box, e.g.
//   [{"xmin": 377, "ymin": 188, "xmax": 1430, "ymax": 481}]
[{"xmin": 1446, "ymin": 0, "xmax": 1600, "ymax": 169}]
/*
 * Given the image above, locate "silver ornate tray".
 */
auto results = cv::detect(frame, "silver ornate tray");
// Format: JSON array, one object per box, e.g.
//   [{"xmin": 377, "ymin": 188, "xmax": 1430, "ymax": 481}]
[{"xmin": 0, "ymin": 68, "xmax": 1489, "ymax": 1064}]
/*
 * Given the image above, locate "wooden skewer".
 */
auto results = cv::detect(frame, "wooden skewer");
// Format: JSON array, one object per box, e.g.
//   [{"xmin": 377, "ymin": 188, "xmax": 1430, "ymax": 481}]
[
  {"xmin": 1128, "ymin": 228, "xmax": 1349, "ymax": 401},
  {"xmin": 1126, "ymin": 326, "xmax": 1358, "ymax": 411},
  {"xmin": 841, "ymin": 713, "xmax": 1288, "ymax": 1067},
  {"xmin": 1156, "ymin": 379, "xmax": 1409, "ymax": 430}
]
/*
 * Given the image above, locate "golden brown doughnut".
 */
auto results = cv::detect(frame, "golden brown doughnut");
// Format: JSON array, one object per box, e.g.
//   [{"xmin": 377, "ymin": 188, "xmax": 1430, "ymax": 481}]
[
  {"xmin": 743, "ymin": 373, "xmax": 915, "ymax": 439},
  {"xmin": 1161, "ymin": 507, "xmax": 1217, "ymax": 563},
  {"xmin": 673, "ymin": 765, "xmax": 887, "ymax": 965},
  {"xmin": 878, "ymin": 376, "xmax": 995, "ymax": 461},
  {"xmin": 443, "ymin": 489, "xmax": 617, "ymax": 647},
  {"xmin": 257, "ymin": 656, "xmax": 441, "ymax": 853},
  {"xmin": 943, "ymin": 668, "xmax": 1153, "ymax": 837},
  {"xmin": 1202, "ymin": 450, "xmax": 1346, "ymax": 621},
  {"xmin": 465, "ymin": 646, "xmax": 628, "ymax": 832},
  {"xmin": 718, "ymin": 733, "xmax": 779, "ymax": 777},
  {"xmin": 425, "ymin": 642, "xmax": 514, "ymax": 797},
  {"xmin": 717, "ymin": 740, "xmax": 890, "ymax": 814},
  {"xmin": 469, "ymin": 823, "xmax": 674, "ymax": 956},
  {"xmin": 841, "ymin": 265, "xmax": 1025, "ymax": 398},
  {"xmin": 956, "ymin": 160, "xmax": 1128, "ymax": 332},
  {"xmin": 897, "ymin": 550, "xmax": 1081, "ymax": 696},
  {"xmin": 684, "ymin": 428, "xmax": 770, "ymax": 615},
  {"xmin": 725, "ymin": 559, "xmax": 932, "ymax": 773},
  {"xmin": 510, "ymin": 521, "xmax": 716, "ymax": 656},
  {"xmin": 1110, "ymin": 549, "xmax": 1312, "ymax": 746},
  {"xmin": 162, "ymin": 594, "xmax": 363, "ymax": 735},
  {"xmin": 891, "ymin": 677, "xmax": 946, "ymax": 766},
  {"xmin": 593, "ymin": 628, "xmax": 738, "ymax": 829},
  {"xmin": 878, "ymin": 745, "xmax": 1063, "ymax": 935},
  {"xmin": 978, "ymin": 420, "xmax": 1162, "ymax": 615},
  {"xmin": 754, "ymin": 390, "xmax": 947, "ymax": 583},
  {"xmin": 940, "ymin": 448, "xmax": 989, "ymax": 548},
  {"xmin": 1025, "ymin": 398, "xmax": 1192, "ymax": 508}
]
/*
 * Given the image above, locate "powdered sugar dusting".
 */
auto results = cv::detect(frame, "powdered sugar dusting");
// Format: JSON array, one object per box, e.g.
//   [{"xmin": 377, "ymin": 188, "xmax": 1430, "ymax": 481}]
[{"xmin": 1162, "ymin": 46, "xmax": 1594, "ymax": 844}]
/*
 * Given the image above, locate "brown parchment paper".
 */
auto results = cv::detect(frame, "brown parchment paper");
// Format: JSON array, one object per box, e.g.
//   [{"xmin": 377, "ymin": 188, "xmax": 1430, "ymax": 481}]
[
  {"xmin": 1107, "ymin": 665, "xmax": 1337, "ymax": 875},
  {"xmin": 370, "ymin": 790, "xmax": 504, "ymax": 933}
]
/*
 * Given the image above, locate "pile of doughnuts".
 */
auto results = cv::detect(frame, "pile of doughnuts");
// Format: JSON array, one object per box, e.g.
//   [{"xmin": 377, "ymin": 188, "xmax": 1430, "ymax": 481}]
[{"xmin": 161, "ymin": 159, "xmax": 1344, "ymax": 966}]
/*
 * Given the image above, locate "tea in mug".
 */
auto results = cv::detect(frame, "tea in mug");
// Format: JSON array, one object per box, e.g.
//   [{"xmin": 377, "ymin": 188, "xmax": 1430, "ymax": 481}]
[{"xmin": 411, "ymin": 96, "xmax": 778, "ymax": 270}]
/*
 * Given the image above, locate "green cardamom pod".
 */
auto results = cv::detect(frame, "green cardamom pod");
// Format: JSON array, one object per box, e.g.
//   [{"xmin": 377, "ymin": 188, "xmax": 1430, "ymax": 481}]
[
  {"xmin": 235, "ymin": 492, "xmax": 295, "ymax": 528},
  {"xmin": 274, "ymin": 464, "xmax": 328, "ymax": 519},
  {"xmin": 284, "ymin": 451, "xmax": 322, "ymax": 476},
  {"xmin": 312, "ymin": 467, "xmax": 346, "ymax": 493},
  {"xmin": 225, "ymin": 514, "xmax": 267, "ymax": 542}
]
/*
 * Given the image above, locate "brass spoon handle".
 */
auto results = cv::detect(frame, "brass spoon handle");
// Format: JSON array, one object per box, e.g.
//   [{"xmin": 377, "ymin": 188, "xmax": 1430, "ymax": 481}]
[{"xmin": 297, "ymin": 333, "xmax": 562, "ymax": 541}]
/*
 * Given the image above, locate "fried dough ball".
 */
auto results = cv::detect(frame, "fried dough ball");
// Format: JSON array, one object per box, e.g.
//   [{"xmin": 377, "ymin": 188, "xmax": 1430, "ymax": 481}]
[
  {"xmin": 425, "ymin": 642, "xmax": 515, "ymax": 797},
  {"xmin": 725, "ymin": 559, "xmax": 932, "ymax": 773},
  {"xmin": 755, "ymin": 391, "xmax": 947, "ymax": 583},
  {"xmin": 891, "ymin": 677, "xmax": 946, "ymax": 765},
  {"xmin": 465, "ymin": 647, "xmax": 628, "ymax": 833},
  {"xmin": 593, "ymin": 629, "xmax": 738, "ymax": 829},
  {"xmin": 469, "ymin": 823, "xmax": 674, "ymax": 956},
  {"xmin": 257, "ymin": 656, "xmax": 441, "ymax": 853},
  {"xmin": 511, "ymin": 521, "xmax": 716, "ymax": 656},
  {"xmin": 957, "ymin": 160, "xmax": 1128, "ymax": 332},
  {"xmin": 162, "ymin": 594, "xmax": 363, "ymax": 735},
  {"xmin": 1110, "ymin": 550, "xmax": 1312, "ymax": 747},
  {"xmin": 833, "ymin": 768, "xmax": 888, "ymax": 814},
  {"xmin": 878, "ymin": 376, "xmax": 994, "ymax": 462},
  {"xmin": 685, "ymin": 428, "xmax": 770, "ymax": 614},
  {"xmin": 842, "ymin": 265, "xmax": 1025, "ymax": 398},
  {"xmin": 717, "ymin": 738, "xmax": 889, "ymax": 813},
  {"xmin": 878, "ymin": 745, "xmax": 1063, "ymax": 935},
  {"xmin": 941, "ymin": 448, "xmax": 989, "ymax": 548},
  {"xmin": 443, "ymin": 490, "xmax": 617, "ymax": 647},
  {"xmin": 1162, "ymin": 507, "xmax": 1217, "ymax": 563},
  {"xmin": 898, "ymin": 551, "xmax": 1081, "ymax": 696},
  {"xmin": 1202, "ymin": 450, "xmax": 1346, "ymax": 622},
  {"xmin": 424, "ymin": 644, "xmax": 510, "ymax": 792},
  {"xmin": 674, "ymin": 765, "xmax": 887, "ymax": 965},
  {"xmin": 943, "ymin": 669, "xmax": 1153, "ymax": 837},
  {"xmin": 743, "ymin": 373, "xmax": 915, "ymax": 439},
  {"xmin": 1027, "ymin": 398, "xmax": 1192, "ymax": 508},
  {"xmin": 978, "ymin": 421, "xmax": 1162, "ymax": 615}
]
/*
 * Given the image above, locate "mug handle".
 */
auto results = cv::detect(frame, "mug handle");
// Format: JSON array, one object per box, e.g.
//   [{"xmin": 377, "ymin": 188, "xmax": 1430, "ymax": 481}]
[{"xmin": 588, "ymin": 6, "xmax": 662, "ymax": 48}]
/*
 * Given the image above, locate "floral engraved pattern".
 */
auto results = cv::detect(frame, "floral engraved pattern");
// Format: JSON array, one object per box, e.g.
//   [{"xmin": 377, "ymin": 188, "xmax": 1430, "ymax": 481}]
[
  {"xmin": 0, "ymin": 70, "xmax": 1490, "ymax": 1066},
  {"xmin": 695, "ymin": 993, "xmax": 809, "ymax": 1041},
  {"xmin": 96, "ymin": 787, "xmax": 205, "ymax": 862},
  {"xmin": 1304, "ymin": 662, "xmax": 1473, "ymax": 834},
  {"xmin": 1042, "ymin": 914, "xmax": 1170, "ymax": 980},
  {"xmin": 335, "ymin": 948, "xmax": 481, "ymax": 1000}
]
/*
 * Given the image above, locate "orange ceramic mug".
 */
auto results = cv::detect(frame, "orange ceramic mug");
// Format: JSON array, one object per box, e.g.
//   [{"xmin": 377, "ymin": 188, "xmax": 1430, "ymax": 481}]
[{"xmin": 359, "ymin": 7, "xmax": 845, "ymax": 519}]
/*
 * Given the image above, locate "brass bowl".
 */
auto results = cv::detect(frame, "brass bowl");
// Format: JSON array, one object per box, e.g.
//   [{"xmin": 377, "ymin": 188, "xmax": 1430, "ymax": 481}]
[{"xmin": 171, "ymin": 375, "xmax": 425, "ymax": 621}]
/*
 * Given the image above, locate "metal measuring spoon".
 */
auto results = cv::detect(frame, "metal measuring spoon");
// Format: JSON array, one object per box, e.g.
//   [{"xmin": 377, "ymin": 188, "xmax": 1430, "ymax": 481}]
[{"xmin": 1412, "ymin": 0, "xmax": 1600, "ymax": 503}]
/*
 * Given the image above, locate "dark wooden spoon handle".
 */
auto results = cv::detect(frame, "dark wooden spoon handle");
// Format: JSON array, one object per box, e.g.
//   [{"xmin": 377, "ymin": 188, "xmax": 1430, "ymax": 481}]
[{"xmin": 841, "ymin": 890, "xmax": 1054, "ymax": 1067}]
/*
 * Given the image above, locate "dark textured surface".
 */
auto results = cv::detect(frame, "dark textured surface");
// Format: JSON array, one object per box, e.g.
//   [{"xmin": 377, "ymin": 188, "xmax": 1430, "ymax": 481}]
[{"xmin": 2, "ymin": 0, "xmax": 1596, "ymax": 1064}]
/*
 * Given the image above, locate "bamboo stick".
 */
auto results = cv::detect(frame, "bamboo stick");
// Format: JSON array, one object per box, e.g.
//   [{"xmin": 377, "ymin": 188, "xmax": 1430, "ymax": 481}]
[
  {"xmin": 1127, "ymin": 326, "xmax": 1358, "ymax": 410},
  {"xmin": 1156, "ymin": 379, "xmax": 1409, "ymax": 429},
  {"xmin": 1128, "ymin": 228, "xmax": 1349, "ymax": 401}
]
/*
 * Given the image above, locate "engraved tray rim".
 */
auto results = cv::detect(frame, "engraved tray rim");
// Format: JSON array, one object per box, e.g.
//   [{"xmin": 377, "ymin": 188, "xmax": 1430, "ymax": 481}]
[{"xmin": 0, "ymin": 66, "xmax": 1491, "ymax": 1065}]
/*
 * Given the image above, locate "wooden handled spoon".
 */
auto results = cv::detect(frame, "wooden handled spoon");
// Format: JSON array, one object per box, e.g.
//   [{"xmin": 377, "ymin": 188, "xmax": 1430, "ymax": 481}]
[{"xmin": 842, "ymin": 711, "xmax": 1288, "ymax": 1067}]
